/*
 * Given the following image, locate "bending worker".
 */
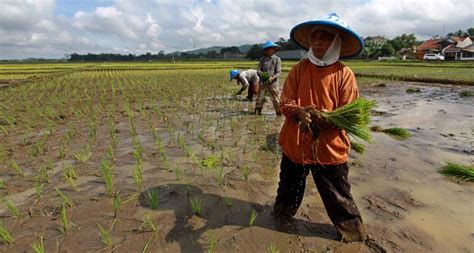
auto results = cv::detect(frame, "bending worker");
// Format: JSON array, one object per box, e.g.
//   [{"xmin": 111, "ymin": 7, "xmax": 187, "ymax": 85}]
[{"xmin": 229, "ymin": 69, "xmax": 260, "ymax": 101}]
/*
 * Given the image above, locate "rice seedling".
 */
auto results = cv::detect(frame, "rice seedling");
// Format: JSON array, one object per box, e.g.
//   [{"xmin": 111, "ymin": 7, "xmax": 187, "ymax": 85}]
[
  {"xmin": 108, "ymin": 121, "xmax": 118, "ymax": 146},
  {"xmin": 63, "ymin": 165, "xmax": 77, "ymax": 189},
  {"xmin": 249, "ymin": 210, "xmax": 258, "ymax": 226},
  {"xmin": 155, "ymin": 136, "xmax": 168, "ymax": 162},
  {"xmin": 107, "ymin": 144, "xmax": 115, "ymax": 161},
  {"xmin": 207, "ymin": 232, "xmax": 217, "ymax": 253},
  {"xmin": 112, "ymin": 193, "xmax": 122, "ymax": 218},
  {"xmin": 0, "ymin": 145, "xmax": 7, "ymax": 163},
  {"xmin": 59, "ymin": 204, "xmax": 69, "ymax": 234},
  {"xmin": 267, "ymin": 243, "xmax": 279, "ymax": 253},
  {"xmin": 174, "ymin": 166, "xmax": 182, "ymax": 180},
  {"xmin": 38, "ymin": 165, "xmax": 50, "ymax": 183},
  {"xmin": 224, "ymin": 195, "xmax": 232, "ymax": 207},
  {"xmin": 242, "ymin": 166, "xmax": 251, "ymax": 181},
  {"xmin": 440, "ymin": 162, "xmax": 474, "ymax": 182},
  {"xmin": 189, "ymin": 196, "xmax": 202, "ymax": 216},
  {"xmin": 19, "ymin": 135, "xmax": 30, "ymax": 146},
  {"xmin": 201, "ymin": 155, "xmax": 219, "ymax": 170},
  {"xmin": 87, "ymin": 121, "xmax": 98, "ymax": 140},
  {"xmin": 34, "ymin": 178, "xmax": 45, "ymax": 198},
  {"xmin": 133, "ymin": 162, "xmax": 143, "ymax": 190},
  {"xmin": 147, "ymin": 190, "xmax": 158, "ymax": 209},
  {"xmin": 215, "ymin": 167, "xmax": 225, "ymax": 187},
  {"xmin": 123, "ymin": 103, "xmax": 134, "ymax": 119},
  {"xmin": 0, "ymin": 180, "xmax": 5, "ymax": 189},
  {"xmin": 31, "ymin": 236, "xmax": 45, "ymax": 253},
  {"xmin": 0, "ymin": 126, "xmax": 8, "ymax": 136},
  {"xmin": 459, "ymin": 90, "xmax": 473, "ymax": 97},
  {"xmin": 138, "ymin": 215, "xmax": 157, "ymax": 232},
  {"xmin": 97, "ymin": 223, "xmax": 113, "ymax": 247},
  {"xmin": 10, "ymin": 160, "xmax": 24, "ymax": 176},
  {"xmin": 350, "ymin": 141, "xmax": 365, "ymax": 154},
  {"xmin": 74, "ymin": 146, "xmax": 92, "ymax": 163},
  {"xmin": 56, "ymin": 188, "xmax": 73, "ymax": 207},
  {"xmin": 100, "ymin": 159, "xmax": 114, "ymax": 197},
  {"xmin": 0, "ymin": 222, "xmax": 13, "ymax": 244},
  {"xmin": 2, "ymin": 198, "xmax": 21, "ymax": 219},
  {"xmin": 58, "ymin": 146, "xmax": 66, "ymax": 159}
]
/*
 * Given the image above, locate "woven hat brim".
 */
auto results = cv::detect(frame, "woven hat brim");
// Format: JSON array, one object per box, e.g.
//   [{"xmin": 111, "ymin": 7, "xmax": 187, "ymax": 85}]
[
  {"xmin": 290, "ymin": 21, "xmax": 364, "ymax": 58},
  {"xmin": 261, "ymin": 45, "xmax": 281, "ymax": 51}
]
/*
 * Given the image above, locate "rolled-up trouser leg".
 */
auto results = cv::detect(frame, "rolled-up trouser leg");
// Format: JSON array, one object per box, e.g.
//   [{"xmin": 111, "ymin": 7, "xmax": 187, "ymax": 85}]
[
  {"xmin": 311, "ymin": 163, "xmax": 366, "ymax": 242},
  {"xmin": 255, "ymin": 82, "xmax": 267, "ymax": 111},
  {"xmin": 273, "ymin": 154, "xmax": 309, "ymax": 217},
  {"xmin": 269, "ymin": 83, "xmax": 281, "ymax": 115}
]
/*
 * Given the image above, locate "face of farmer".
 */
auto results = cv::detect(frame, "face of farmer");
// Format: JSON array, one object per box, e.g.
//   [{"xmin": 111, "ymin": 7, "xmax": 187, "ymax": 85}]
[
  {"xmin": 309, "ymin": 30, "xmax": 335, "ymax": 58},
  {"xmin": 263, "ymin": 47, "xmax": 277, "ymax": 57}
]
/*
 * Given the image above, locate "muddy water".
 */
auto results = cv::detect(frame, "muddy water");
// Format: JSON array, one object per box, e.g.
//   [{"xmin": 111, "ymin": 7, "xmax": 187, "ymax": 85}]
[
  {"xmin": 1, "ymin": 82, "xmax": 472, "ymax": 253},
  {"xmin": 352, "ymin": 82, "xmax": 474, "ymax": 252}
]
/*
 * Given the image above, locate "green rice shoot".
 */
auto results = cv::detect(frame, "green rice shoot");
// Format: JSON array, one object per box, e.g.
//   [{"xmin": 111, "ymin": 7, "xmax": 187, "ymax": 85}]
[
  {"xmin": 249, "ymin": 210, "xmax": 258, "ymax": 226},
  {"xmin": 350, "ymin": 141, "xmax": 365, "ymax": 154},
  {"xmin": 321, "ymin": 97, "xmax": 377, "ymax": 143},
  {"xmin": 0, "ymin": 221, "xmax": 13, "ymax": 244},
  {"xmin": 459, "ymin": 90, "xmax": 473, "ymax": 97},
  {"xmin": 383, "ymin": 127, "xmax": 411, "ymax": 139},
  {"xmin": 440, "ymin": 162, "xmax": 474, "ymax": 182},
  {"xmin": 31, "ymin": 236, "xmax": 45, "ymax": 253}
]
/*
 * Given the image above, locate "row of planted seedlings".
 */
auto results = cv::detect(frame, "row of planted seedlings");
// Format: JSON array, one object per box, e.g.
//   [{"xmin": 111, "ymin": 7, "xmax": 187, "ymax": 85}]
[
  {"xmin": 0, "ymin": 67, "xmax": 178, "ymax": 250},
  {"xmin": 0, "ymin": 65, "xmax": 283, "ymax": 251}
]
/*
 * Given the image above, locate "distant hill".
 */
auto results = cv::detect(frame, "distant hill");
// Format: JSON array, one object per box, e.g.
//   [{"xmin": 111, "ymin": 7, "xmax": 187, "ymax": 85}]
[
  {"xmin": 172, "ymin": 44, "xmax": 255, "ymax": 55},
  {"xmin": 184, "ymin": 46, "xmax": 224, "ymax": 55}
]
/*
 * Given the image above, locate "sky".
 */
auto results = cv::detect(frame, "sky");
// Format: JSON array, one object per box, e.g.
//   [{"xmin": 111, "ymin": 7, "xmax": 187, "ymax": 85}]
[{"xmin": 0, "ymin": 0, "xmax": 473, "ymax": 59}]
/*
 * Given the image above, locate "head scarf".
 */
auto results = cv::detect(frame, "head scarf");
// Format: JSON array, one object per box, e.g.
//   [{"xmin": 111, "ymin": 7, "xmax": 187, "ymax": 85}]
[{"xmin": 307, "ymin": 29, "xmax": 342, "ymax": 67}]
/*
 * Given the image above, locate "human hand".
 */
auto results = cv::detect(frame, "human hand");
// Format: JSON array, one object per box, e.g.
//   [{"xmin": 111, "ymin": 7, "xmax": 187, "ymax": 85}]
[{"xmin": 296, "ymin": 107, "xmax": 312, "ymax": 125}]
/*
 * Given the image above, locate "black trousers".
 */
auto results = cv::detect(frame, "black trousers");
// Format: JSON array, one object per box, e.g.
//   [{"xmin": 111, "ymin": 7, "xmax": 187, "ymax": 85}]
[{"xmin": 273, "ymin": 154, "xmax": 366, "ymax": 242}]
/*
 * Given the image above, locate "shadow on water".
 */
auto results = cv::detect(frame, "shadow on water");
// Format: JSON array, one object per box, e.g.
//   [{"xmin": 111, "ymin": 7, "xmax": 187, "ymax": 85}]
[{"xmin": 138, "ymin": 184, "xmax": 338, "ymax": 252}]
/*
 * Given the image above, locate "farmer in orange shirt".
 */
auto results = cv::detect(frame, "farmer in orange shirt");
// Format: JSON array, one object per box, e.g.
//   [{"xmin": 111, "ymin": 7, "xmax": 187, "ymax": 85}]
[{"xmin": 273, "ymin": 13, "xmax": 367, "ymax": 242}]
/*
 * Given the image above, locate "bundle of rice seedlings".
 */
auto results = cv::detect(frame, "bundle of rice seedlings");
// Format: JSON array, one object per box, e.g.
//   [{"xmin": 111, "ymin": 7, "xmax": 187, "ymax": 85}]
[
  {"xmin": 371, "ymin": 126, "xmax": 411, "ymax": 139},
  {"xmin": 260, "ymin": 72, "xmax": 270, "ymax": 82},
  {"xmin": 459, "ymin": 90, "xmax": 473, "ymax": 97},
  {"xmin": 303, "ymin": 98, "xmax": 377, "ymax": 143},
  {"xmin": 440, "ymin": 162, "xmax": 474, "ymax": 182},
  {"xmin": 350, "ymin": 141, "xmax": 365, "ymax": 154},
  {"xmin": 382, "ymin": 127, "xmax": 411, "ymax": 139}
]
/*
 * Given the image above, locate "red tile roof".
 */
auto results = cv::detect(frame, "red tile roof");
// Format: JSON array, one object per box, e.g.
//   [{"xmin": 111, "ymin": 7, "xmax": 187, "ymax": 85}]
[{"xmin": 416, "ymin": 39, "xmax": 441, "ymax": 51}]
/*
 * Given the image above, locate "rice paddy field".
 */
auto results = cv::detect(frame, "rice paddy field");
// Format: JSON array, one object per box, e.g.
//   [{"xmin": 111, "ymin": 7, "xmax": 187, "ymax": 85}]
[{"xmin": 0, "ymin": 60, "xmax": 473, "ymax": 252}]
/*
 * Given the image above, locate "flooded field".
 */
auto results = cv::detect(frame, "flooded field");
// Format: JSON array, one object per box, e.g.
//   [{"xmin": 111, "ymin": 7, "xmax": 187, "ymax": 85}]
[{"xmin": 0, "ymin": 63, "xmax": 473, "ymax": 252}]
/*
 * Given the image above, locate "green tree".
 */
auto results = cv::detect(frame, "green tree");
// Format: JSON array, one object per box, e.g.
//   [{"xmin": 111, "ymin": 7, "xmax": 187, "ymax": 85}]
[
  {"xmin": 467, "ymin": 28, "xmax": 474, "ymax": 38},
  {"xmin": 389, "ymin": 33, "xmax": 417, "ymax": 52},
  {"xmin": 246, "ymin": 44, "xmax": 262, "ymax": 60}
]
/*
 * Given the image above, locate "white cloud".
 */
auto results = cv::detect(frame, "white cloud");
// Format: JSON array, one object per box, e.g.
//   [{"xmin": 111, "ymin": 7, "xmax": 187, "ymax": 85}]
[{"xmin": 0, "ymin": 0, "xmax": 473, "ymax": 59}]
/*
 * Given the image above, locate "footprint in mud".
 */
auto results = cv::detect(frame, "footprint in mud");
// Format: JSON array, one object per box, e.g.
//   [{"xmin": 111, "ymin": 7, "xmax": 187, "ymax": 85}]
[
  {"xmin": 364, "ymin": 188, "xmax": 424, "ymax": 220},
  {"xmin": 365, "ymin": 224, "xmax": 437, "ymax": 253},
  {"xmin": 137, "ymin": 184, "xmax": 339, "ymax": 252}
]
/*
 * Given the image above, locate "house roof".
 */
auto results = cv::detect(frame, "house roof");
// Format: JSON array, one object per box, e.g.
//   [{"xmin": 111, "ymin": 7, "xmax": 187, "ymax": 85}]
[
  {"xmin": 457, "ymin": 37, "xmax": 473, "ymax": 48},
  {"xmin": 443, "ymin": 45, "xmax": 461, "ymax": 53},
  {"xmin": 462, "ymin": 44, "xmax": 474, "ymax": 53},
  {"xmin": 416, "ymin": 39, "xmax": 441, "ymax": 51}
]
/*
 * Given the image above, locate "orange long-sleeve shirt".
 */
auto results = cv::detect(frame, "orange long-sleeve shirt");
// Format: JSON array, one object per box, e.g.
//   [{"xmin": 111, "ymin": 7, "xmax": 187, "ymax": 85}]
[{"xmin": 278, "ymin": 59, "xmax": 359, "ymax": 165}]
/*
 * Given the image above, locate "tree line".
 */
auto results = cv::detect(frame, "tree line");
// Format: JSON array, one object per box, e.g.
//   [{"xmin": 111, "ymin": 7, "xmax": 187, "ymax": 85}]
[{"xmin": 65, "ymin": 28, "xmax": 473, "ymax": 62}]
